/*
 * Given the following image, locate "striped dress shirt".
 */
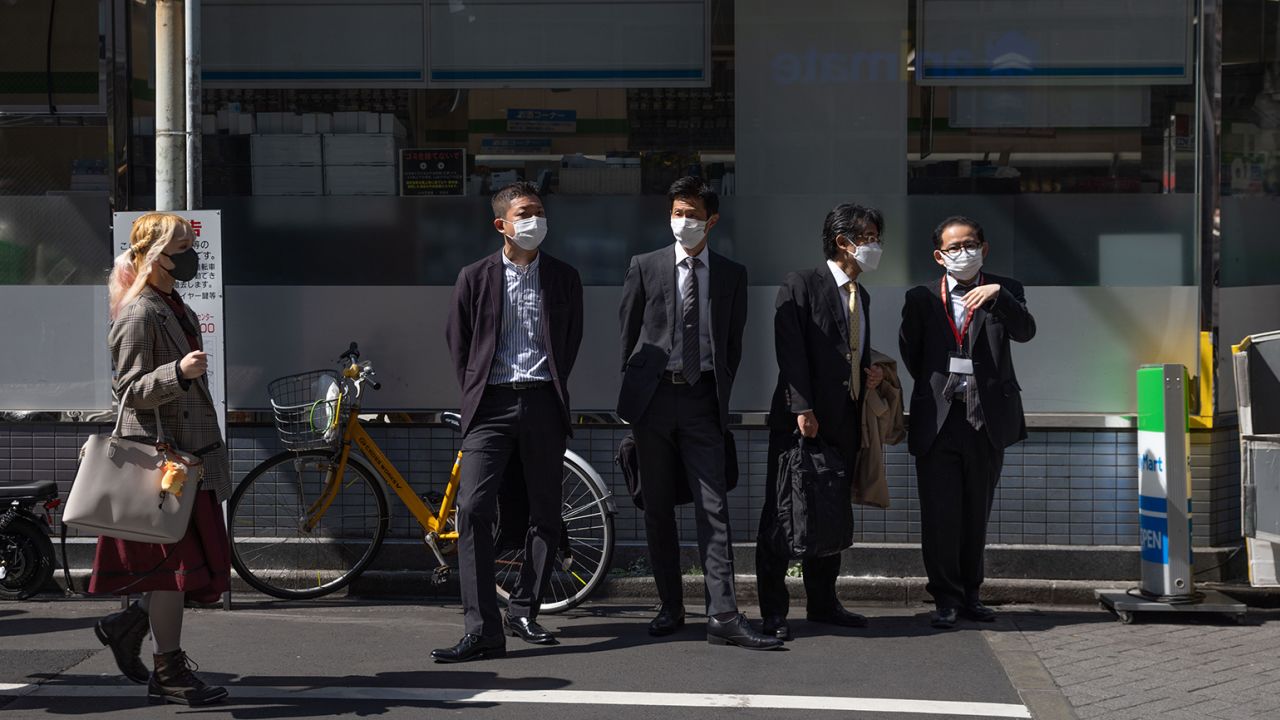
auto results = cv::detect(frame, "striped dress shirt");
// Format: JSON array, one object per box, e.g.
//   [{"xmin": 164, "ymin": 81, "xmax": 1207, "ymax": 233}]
[{"xmin": 487, "ymin": 252, "xmax": 552, "ymax": 385}]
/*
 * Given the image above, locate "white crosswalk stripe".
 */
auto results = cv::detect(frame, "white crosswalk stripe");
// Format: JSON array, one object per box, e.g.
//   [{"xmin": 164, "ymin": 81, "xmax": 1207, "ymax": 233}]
[{"xmin": 0, "ymin": 683, "xmax": 1030, "ymax": 717}]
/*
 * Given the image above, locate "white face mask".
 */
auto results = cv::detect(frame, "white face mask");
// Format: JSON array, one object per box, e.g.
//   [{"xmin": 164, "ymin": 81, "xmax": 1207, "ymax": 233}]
[
  {"xmin": 671, "ymin": 217, "xmax": 707, "ymax": 249},
  {"xmin": 505, "ymin": 216, "xmax": 547, "ymax": 251},
  {"xmin": 851, "ymin": 242, "xmax": 882, "ymax": 272},
  {"xmin": 940, "ymin": 247, "xmax": 984, "ymax": 279}
]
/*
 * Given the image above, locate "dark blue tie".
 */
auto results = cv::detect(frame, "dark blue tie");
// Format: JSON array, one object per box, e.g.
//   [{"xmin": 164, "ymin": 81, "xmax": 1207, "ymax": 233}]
[{"xmin": 682, "ymin": 257, "xmax": 701, "ymax": 384}]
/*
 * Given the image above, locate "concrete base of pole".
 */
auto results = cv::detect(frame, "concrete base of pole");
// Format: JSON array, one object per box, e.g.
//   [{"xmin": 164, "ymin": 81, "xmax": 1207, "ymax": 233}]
[{"xmin": 1095, "ymin": 588, "xmax": 1247, "ymax": 625}]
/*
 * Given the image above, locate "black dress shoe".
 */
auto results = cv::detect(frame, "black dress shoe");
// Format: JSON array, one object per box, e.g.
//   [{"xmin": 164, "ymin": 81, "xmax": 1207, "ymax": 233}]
[
  {"xmin": 806, "ymin": 606, "xmax": 869, "ymax": 629},
  {"xmin": 648, "ymin": 606, "xmax": 686, "ymax": 637},
  {"xmin": 707, "ymin": 614, "xmax": 784, "ymax": 650},
  {"xmin": 762, "ymin": 616, "xmax": 792, "ymax": 641},
  {"xmin": 930, "ymin": 607, "xmax": 958, "ymax": 630},
  {"xmin": 960, "ymin": 602, "xmax": 997, "ymax": 622},
  {"xmin": 504, "ymin": 614, "xmax": 559, "ymax": 645},
  {"xmin": 431, "ymin": 634, "xmax": 506, "ymax": 663}
]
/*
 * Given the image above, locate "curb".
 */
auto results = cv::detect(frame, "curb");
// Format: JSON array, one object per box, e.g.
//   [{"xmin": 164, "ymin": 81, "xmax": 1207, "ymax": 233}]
[{"xmin": 44, "ymin": 570, "xmax": 1279, "ymax": 609}]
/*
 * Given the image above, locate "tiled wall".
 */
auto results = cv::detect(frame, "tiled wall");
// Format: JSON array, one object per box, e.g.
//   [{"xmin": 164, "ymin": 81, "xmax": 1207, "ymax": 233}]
[{"xmin": 0, "ymin": 421, "xmax": 1242, "ymax": 549}]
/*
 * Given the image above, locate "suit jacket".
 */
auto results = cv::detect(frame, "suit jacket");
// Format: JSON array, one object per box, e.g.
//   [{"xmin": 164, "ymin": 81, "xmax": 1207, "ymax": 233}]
[
  {"xmin": 767, "ymin": 266, "xmax": 872, "ymax": 464},
  {"xmin": 109, "ymin": 287, "xmax": 231, "ymax": 503},
  {"xmin": 617, "ymin": 244, "xmax": 748, "ymax": 430},
  {"xmin": 446, "ymin": 250, "xmax": 584, "ymax": 438},
  {"xmin": 898, "ymin": 272, "xmax": 1036, "ymax": 457}
]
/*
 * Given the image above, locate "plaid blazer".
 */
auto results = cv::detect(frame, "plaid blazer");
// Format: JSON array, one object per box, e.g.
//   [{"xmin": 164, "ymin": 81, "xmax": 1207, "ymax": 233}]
[{"xmin": 109, "ymin": 287, "xmax": 231, "ymax": 502}]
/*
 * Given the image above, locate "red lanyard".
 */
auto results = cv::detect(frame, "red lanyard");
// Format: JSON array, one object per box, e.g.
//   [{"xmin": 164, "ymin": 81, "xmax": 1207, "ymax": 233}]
[{"xmin": 940, "ymin": 274, "xmax": 982, "ymax": 350}]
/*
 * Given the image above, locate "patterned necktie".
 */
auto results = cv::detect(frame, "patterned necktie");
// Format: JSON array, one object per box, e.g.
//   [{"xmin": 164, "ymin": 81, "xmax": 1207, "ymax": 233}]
[
  {"xmin": 846, "ymin": 280, "xmax": 860, "ymax": 400},
  {"xmin": 682, "ymin": 257, "xmax": 701, "ymax": 384}
]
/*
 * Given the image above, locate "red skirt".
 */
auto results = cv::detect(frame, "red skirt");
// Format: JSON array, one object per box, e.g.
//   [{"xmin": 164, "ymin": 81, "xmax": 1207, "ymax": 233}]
[{"xmin": 89, "ymin": 490, "xmax": 231, "ymax": 604}]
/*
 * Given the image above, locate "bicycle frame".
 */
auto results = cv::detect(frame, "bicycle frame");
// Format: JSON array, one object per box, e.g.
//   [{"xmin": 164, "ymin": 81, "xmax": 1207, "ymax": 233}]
[{"xmin": 304, "ymin": 411, "xmax": 461, "ymax": 542}]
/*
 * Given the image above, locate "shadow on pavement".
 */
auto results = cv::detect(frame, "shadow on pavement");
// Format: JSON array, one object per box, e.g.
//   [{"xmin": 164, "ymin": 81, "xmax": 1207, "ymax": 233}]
[
  {"xmin": 13, "ymin": 670, "xmax": 573, "ymax": 718},
  {"xmin": 0, "ymin": 614, "xmax": 96, "ymax": 638}
]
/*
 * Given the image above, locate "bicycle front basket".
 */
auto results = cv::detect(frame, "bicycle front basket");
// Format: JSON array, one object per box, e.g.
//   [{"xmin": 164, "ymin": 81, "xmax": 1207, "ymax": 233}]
[{"xmin": 267, "ymin": 370, "xmax": 350, "ymax": 451}]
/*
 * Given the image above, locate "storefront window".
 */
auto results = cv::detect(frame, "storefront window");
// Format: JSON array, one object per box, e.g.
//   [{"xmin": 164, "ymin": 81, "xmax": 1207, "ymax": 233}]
[
  {"xmin": 0, "ymin": 0, "xmax": 114, "ymax": 411},
  {"xmin": 1220, "ymin": 0, "xmax": 1280, "ymax": 288}
]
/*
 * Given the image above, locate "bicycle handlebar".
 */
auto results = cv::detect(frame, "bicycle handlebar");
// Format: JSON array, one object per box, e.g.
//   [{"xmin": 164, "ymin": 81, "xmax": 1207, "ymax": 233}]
[{"xmin": 339, "ymin": 342, "xmax": 381, "ymax": 393}]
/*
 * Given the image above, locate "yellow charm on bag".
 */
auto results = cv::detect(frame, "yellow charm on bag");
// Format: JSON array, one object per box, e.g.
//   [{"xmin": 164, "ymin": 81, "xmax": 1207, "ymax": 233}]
[{"xmin": 160, "ymin": 460, "xmax": 187, "ymax": 498}]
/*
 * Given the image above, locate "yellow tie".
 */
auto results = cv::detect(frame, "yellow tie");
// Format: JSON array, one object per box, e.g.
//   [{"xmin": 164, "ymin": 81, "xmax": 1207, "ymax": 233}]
[{"xmin": 846, "ymin": 280, "xmax": 860, "ymax": 400}]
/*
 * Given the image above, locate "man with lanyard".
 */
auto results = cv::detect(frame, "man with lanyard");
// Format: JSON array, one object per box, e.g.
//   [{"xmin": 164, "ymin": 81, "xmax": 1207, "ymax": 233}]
[{"xmin": 898, "ymin": 216, "xmax": 1036, "ymax": 630}]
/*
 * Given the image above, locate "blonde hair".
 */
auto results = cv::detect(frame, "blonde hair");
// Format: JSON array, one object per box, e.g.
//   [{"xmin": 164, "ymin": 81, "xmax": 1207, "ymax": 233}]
[{"xmin": 107, "ymin": 212, "xmax": 194, "ymax": 320}]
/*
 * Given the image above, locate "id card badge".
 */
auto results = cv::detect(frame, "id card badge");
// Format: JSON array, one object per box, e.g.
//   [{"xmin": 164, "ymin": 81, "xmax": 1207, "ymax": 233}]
[{"xmin": 948, "ymin": 352, "xmax": 974, "ymax": 375}]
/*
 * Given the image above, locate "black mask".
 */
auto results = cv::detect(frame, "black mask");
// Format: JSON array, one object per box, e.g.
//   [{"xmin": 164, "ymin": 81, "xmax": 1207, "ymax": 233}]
[{"xmin": 164, "ymin": 248, "xmax": 199, "ymax": 282}]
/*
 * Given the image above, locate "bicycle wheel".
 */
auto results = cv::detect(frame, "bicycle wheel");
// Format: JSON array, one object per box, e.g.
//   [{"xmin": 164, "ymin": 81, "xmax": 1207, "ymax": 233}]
[
  {"xmin": 494, "ymin": 454, "xmax": 614, "ymax": 614},
  {"xmin": 0, "ymin": 515, "xmax": 54, "ymax": 600},
  {"xmin": 229, "ymin": 450, "xmax": 389, "ymax": 599}
]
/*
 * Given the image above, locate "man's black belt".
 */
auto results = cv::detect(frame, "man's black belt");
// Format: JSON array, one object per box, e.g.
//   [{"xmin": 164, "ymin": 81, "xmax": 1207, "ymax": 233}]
[
  {"xmin": 492, "ymin": 380, "xmax": 551, "ymax": 391},
  {"xmin": 661, "ymin": 370, "xmax": 714, "ymax": 385}
]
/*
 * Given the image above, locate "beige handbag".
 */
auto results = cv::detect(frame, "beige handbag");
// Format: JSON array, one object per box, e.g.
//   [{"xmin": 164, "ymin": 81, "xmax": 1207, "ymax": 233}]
[{"xmin": 63, "ymin": 393, "xmax": 203, "ymax": 544}]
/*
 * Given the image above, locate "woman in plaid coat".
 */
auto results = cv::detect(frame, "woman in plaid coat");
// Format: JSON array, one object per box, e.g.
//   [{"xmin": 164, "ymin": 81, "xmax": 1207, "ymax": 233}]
[{"xmin": 91, "ymin": 212, "xmax": 230, "ymax": 707}]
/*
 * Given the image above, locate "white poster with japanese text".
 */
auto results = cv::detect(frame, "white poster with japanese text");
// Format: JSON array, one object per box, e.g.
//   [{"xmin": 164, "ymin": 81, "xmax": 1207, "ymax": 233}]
[{"xmin": 113, "ymin": 210, "xmax": 227, "ymax": 436}]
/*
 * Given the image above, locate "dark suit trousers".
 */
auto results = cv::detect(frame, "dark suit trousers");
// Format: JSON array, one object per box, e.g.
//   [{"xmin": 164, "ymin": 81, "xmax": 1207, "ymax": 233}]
[
  {"xmin": 754, "ymin": 414, "xmax": 856, "ymax": 620},
  {"xmin": 633, "ymin": 376, "xmax": 737, "ymax": 616},
  {"xmin": 915, "ymin": 402, "xmax": 1004, "ymax": 610},
  {"xmin": 456, "ymin": 384, "xmax": 565, "ymax": 637}
]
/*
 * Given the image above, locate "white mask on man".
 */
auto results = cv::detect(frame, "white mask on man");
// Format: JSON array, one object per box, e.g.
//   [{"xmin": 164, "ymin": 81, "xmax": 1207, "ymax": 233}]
[
  {"xmin": 670, "ymin": 217, "xmax": 707, "ymax": 249},
  {"xmin": 506, "ymin": 216, "xmax": 547, "ymax": 251},
  {"xmin": 941, "ymin": 247, "xmax": 983, "ymax": 279},
  {"xmin": 852, "ymin": 242, "xmax": 882, "ymax": 272}
]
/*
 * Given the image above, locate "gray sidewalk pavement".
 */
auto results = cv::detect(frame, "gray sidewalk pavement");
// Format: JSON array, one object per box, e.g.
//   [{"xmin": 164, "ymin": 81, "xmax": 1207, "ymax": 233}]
[{"xmin": 0, "ymin": 596, "xmax": 1276, "ymax": 719}]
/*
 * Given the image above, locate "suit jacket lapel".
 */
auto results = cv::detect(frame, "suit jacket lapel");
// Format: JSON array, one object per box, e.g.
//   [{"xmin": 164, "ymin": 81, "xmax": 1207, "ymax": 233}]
[
  {"xmin": 536, "ymin": 253, "xmax": 558, "ymax": 375},
  {"xmin": 859, "ymin": 283, "xmax": 872, "ymax": 369},
  {"xmin": 487, "ymin": 251, "xmax": 504, "ymax": 336},
  {"xmin": 708, "ymin": 250, "xmax": 727, "ymax": 356},
  {"xmin": 932, "ymin": 279, "xmax": 960, "ymax": 353},
  {"xmin": 658, "ymin": 249, "xmax": 676, "ymax": 351},
  {"xmin": 968, "ymin": 304, "xmax": 989, "ymax": 356},
  {"xmin": 821, "ymin": 267, "xmax": 851, "ymax": 344}
]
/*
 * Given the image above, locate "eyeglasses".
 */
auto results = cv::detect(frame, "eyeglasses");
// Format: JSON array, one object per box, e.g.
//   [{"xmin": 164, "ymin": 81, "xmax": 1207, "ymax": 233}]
[
  {"xmin": 939, "ymin": 241, "xmax": 983, "ymax": 257},
  {"xmin": 844, "ymin": 233, "xmax": 881, "ymax": 247}
]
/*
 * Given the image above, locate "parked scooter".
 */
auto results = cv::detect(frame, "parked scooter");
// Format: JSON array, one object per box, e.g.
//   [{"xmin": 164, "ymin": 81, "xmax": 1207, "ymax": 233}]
[{"xmin": 0, "ymin": 480, "xmax": 60, "ymax": 599}]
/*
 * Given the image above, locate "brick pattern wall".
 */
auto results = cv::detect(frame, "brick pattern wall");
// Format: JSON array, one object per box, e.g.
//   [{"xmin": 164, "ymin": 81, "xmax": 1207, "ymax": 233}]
[
  {"xmin": 2, "ymin": 422, "xmax": 1234, "ymax": 551},
  {"xmin": 1191, "ymin": 425, "xmax": 1242, "ymax": 546}
]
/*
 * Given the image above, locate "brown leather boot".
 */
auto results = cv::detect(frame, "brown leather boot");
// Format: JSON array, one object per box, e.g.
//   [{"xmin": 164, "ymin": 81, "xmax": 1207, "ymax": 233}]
[
  {"xmin": 93, "ymin": 601, "xmax": 150, "ymax": 684},
  {"xmin": 147, "ymin": 650, "xmax": 228, "ymax": 706}
]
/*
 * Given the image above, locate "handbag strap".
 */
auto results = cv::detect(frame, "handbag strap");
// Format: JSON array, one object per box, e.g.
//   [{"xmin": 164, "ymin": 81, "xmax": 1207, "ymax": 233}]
[{"xmin": 110, "ymin": 381, "xmax": 169, "ymax": 445}]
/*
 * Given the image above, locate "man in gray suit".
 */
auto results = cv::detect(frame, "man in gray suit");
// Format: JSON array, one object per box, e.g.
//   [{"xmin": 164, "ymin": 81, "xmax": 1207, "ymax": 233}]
[{"xmin": 618, "ymin": 177, "xmax": 781, "ymax": 651}]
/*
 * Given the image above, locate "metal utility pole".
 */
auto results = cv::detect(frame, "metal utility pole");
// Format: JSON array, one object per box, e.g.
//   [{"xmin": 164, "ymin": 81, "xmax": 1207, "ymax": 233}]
[
  {"xmin": 155, "ymin": 0, "xmax": 185, "ymax": 211},
  {"xmin": 185, "ymin": 0, "xmax": 202, "ymax": 210}
]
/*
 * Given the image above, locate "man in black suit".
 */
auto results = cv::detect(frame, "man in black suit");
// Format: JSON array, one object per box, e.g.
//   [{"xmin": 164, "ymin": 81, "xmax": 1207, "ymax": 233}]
[
  {"xmin": 618, "ymin": 177, "xmax": 780, "ymax": 650},
  {"xmin": 899, "ymin": 216, "xmax": 1035, "ymax": 630},
  {"xmin": 756, "ymin": 204, "xmax": 887, "ymax": 641},
  {"xmin": 435, "ymin": 182, "xmax": 584, "ymax": 662}
]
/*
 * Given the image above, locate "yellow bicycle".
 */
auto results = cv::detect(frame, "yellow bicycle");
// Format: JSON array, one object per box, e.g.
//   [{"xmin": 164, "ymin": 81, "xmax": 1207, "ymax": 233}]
[{"xmin": 228, "ymin": 343, "xmax": 616, "ymax": 611}]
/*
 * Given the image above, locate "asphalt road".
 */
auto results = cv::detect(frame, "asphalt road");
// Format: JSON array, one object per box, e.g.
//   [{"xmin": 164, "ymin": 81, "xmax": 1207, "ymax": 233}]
[{"xmin": 1, "ymin": 596, "xmax": 1035, "ymax": 719}]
